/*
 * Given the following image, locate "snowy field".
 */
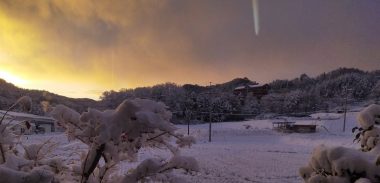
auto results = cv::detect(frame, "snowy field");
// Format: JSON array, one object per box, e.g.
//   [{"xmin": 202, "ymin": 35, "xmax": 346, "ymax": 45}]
[{"xmin": 22, "ymin": 112, "xmax": 360, "ymax": 183}]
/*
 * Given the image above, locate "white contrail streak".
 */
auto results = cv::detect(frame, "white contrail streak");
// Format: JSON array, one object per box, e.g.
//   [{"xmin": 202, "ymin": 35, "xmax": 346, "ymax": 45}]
[
  {"xmin": 111, "ymin": 50, "xmax": 115, "ymax": 89},
  {"xmin": 252, "ymin": 0, "xmax": 259, "ymax": 35}
]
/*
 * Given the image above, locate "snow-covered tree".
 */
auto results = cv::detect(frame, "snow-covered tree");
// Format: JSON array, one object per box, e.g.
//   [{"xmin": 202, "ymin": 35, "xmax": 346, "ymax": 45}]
[
  {"xmin": 50, "ymin": 98, "xmax": 198, "ymax": 183},
  {"xmin": 283, "ymin": 90, "xmax": 302, "ymax": 113},
  {"xmin": 299, "ymin": 104, "xmax": 380, "ymax": 183},
  {"xmin": 241, "ymin": 94, "xmax": 260, "ymax": 115},
  {"xmin": 317, "ymin": 73, "xmax": 374, "ymax": 99}
]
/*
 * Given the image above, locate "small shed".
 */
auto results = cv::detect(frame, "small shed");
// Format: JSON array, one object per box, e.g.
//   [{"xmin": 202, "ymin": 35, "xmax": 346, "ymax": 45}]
[
  {"xmin": 292, "ymin": 124, "xmax": 317, "ymax": 133},
  {"xmin": 0, "ymin": 110, "xmax": 55, "ymax": 134},
  {"xmin": 272, "ymin": 121, "xmax": 316, "ymax": 133},
  {"xmin": 272, "ymin": 121, "xmax": 296, "ymax": 133}
]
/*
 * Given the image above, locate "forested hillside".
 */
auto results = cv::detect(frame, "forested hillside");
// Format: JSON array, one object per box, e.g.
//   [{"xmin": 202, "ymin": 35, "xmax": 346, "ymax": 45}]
[
  {"xmin": 1, "ymin": 68, "xmax": 379, "ymax": 121},
  {"xmin": 100, "ymin": 68, "xmax": 380, "ymax": 122}
]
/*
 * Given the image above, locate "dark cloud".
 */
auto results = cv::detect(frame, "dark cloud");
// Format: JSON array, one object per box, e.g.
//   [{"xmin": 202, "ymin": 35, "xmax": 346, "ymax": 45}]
[{"xmin": 0, "ymin": 0, "xmax": 379, "ymax": 99}]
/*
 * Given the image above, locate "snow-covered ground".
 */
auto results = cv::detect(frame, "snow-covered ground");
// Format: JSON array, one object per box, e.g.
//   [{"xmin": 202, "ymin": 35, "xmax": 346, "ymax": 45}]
[{"xmin": 21, "ymin": 111, "xmax": 360, "ymax": 183}]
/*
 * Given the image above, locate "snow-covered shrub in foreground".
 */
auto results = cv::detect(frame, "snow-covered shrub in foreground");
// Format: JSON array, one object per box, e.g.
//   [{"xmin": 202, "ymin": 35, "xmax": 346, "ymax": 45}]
[
  {"xmin": 50, "ymin": 98, "xmax": 198, "ymax": 183},
  {"xmin": 300, "ymin": 104, "xmax": 380, "ymax": 183}
]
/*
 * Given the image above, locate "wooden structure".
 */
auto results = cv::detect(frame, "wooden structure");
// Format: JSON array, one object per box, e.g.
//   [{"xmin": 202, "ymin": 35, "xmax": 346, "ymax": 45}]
[
  {"xmin": 0, "ymin": 110, "xmax": 55, "ymax": 134},
  {"xmin": 233, "ymin": 84, "xmax": 269, "ymax": 98},
  {"xmin": 272, "ymin": 121, "xmax": 316, "ymax": 133},
  {"xmin": 292, "ymin": 124, "xmax": 317, "ymax": 133},
  {"xmin": 272, "ymin": 121, "xmax": 296, "ymax": 133}
]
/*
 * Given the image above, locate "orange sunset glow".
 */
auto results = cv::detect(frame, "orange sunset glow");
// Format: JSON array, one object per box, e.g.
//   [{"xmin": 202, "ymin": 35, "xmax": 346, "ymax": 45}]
[{"xmin": 0, "ymin": 0, "xmax": 379, "ymax": 99}]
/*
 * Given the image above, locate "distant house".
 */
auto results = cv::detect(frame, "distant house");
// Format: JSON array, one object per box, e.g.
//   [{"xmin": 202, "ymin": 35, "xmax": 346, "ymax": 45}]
[
  {"xmin": 0, "ymin": 110, "xmax": 55, "ymax": 134},
  {"xmin": 233, "ymin": 84, "xmax": 269, "ymax": 99}
]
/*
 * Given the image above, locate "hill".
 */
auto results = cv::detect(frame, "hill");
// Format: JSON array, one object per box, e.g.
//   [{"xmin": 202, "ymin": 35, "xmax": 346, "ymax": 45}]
[
  {"xmin": 183, "ymin": 77, "xmax": 257, "ymax": 93},
  {"xmin": 0, "ymin": 78, "xmax": 101, "ymax": 115}
]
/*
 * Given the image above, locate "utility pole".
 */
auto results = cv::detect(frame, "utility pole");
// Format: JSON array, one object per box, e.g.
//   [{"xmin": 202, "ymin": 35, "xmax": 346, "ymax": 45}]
[
  {"xmin": 343, "ymin": 87, "xmax": 352, "ymax": 132},
  {"xmin": 209, "ymin": 82, "xmax": 212, "ymax": 142},
  {"xmin": 187, "ymin": 120, "xmax": 190, "ymax": 135},
  {"xmin": 187, "ymin": 110, "xmax": 190, "ymax": 135}
]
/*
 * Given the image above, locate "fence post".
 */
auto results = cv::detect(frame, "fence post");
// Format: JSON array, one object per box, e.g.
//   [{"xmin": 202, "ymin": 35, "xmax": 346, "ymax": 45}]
[
  {"xmin": 187, "ymin": 116, "xmax": 190, "ymax": 135},
  {"xmin": 208, "ymin": 82, "xmax": 212, "ymax": 142},
  {"xmin": 209, "ymin": 111, "xmax": 212, "ymax": 142}
]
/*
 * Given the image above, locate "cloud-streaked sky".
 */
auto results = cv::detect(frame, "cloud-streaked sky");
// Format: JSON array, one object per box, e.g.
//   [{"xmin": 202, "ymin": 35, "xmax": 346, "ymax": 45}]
[{"xmin": 0, "ymin": 0, "xmax": 379, "ymax": 99}]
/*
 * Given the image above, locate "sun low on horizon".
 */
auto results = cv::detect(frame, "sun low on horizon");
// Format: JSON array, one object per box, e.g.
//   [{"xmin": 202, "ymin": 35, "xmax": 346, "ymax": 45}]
[
  {"xmin": 0, "ymin": 0, "xmax": 379, "ymax": 100},
  {"xmin": 0, "ymin": 70, "xmax": 28, "ymax": 86}
]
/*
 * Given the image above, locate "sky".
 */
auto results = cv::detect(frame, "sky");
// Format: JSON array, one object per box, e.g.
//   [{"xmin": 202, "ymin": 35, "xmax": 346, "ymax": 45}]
[{"xmin": 0, "ymin": 0, "xmax": 379, "ymax": 99}]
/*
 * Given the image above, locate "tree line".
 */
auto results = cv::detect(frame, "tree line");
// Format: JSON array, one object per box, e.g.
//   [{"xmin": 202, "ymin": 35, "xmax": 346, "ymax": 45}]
[
  {"xmin": 100, "ymin": 68, "xmax": 380, "ymax": 123},
  {"xmin": 0, "ymin": 68, "xmax": 379, "ymax": 123}
]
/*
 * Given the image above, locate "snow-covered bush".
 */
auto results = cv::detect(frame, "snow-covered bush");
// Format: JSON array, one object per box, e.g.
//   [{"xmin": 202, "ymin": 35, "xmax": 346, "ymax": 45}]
[
  {"xmin": 0, "ymin": 97, "xmax": 197, "ymax": 183},
  {"xmin": 299, "ymin": 104, "xmax": 380, "ymax": 183},
  {"xmin": 50, "ymin": 98, "xmax": 198, "ymax": 183}
]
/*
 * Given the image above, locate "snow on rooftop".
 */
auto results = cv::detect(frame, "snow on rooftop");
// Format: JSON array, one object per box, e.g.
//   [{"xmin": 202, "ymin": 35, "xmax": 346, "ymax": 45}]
[
  {"xmin": 234, "ymin": 84, "xmax": 265, "ymax": 90},
  {"xmin": 0, "ymin": 110, "xmax": 53, "ymax": 121}
]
